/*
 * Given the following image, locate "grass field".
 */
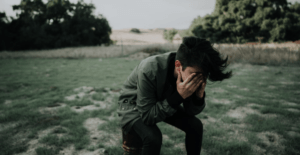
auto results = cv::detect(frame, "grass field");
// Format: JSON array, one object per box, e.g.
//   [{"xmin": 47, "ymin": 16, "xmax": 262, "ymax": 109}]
[{"xmin": 0, "ymin": 55, "xmax": 300, "ymax": 155}]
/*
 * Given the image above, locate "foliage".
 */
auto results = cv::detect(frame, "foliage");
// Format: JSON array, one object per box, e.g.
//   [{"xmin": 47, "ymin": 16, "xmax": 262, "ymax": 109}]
[
  {"xmin": 163, "ymin": 29, "xmax": 178, "ymax": 43},
  {"xmin": 0, "ymin": 0, "xmax": 112, "ymax": 51},
  {"xmin": 188, "ymin": 0, "xmax": 300, "ymax": 43},
  {"xmin": 140, "ymin": 46, "xmax": 169, "ymax": 56},
  {"xmin": 177, "ymin": 29, "xmax": 190, "ymax": 38},
  {"xmin": 130, "ymin": 28, "xmax": 141, "ymax": 33}
]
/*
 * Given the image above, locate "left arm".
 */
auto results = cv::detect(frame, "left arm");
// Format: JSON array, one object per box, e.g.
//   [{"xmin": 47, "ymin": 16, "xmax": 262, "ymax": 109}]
[
  {"xmin": 182, "ymin": 91, "xmax": 206, "ymax": 116},
  {"xmin": 183, "ymin": 82, "xmax": 206, "ymax": 116}
]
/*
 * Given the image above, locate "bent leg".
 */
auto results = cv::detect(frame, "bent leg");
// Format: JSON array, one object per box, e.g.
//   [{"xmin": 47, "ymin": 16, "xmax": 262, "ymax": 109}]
[
  {"xmin": 163, "ymin": 106, "xmax": 203, "ymax": 155},
  {"xmin": 131, "ymin": 118, "xmax": 162, "ymax": 155}
]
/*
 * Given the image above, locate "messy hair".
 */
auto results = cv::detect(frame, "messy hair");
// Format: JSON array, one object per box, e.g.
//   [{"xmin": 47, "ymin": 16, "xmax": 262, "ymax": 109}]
[{"xmin": 175, "ymin": 36, "xmax": 232, "ymax": 82}]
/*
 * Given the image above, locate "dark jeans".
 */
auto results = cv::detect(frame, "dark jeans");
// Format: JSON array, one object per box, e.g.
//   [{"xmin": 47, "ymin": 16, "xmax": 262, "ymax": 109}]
[{"xmin": 130, "ymin": 106, "xmax": 203, "ymax": 155}]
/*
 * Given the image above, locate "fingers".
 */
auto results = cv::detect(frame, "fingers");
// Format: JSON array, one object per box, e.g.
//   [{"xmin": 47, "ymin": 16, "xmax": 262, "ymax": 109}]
[
  {"xmin": 187, "ymin": 74, "xmax": 202, "ymax": 86},
  {"xmin": 202, "ymin": 82, "xmax": 206, "ymax": 89},
  {"xmin": 183, "ymin": 73, "xmax": 196, "ymax": 85},
  {"xmin": 195, "ymin": 74, "xmax": 203, "ymax": 83},
  {"xmin": 184, "ymin": 74, "xmax": 199, "ymax": 92},
  {"xmin": 195, "ymin": 78, "xmax": 203, "ymax": 88},
  {"xmin": 191, "ymin": 74, "xmax": 204, "ymax": 89},
  {"xmin": 198, "ymin": 82, "xmax": 206, "ymax": 94},
  {"xmin": 190, "ymin": 74, "xmax": 207, "ymax": 91}
]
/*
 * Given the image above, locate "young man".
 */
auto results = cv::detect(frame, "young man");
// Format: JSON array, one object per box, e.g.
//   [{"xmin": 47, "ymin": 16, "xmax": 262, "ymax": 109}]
[{"xmin": 117, "ymin": 36, "xmax": 232, "ymax": 155}]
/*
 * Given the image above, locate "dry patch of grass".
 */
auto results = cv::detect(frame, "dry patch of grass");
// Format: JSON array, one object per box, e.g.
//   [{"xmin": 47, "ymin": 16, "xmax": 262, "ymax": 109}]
[
  {"xmin": 215, "ymin": 45, "xmax": 300, "ymax": 66},
  {"xmin": 0, "ymin": 43, "xmax": 179, "ymax": 60},
  {"xmin": 1, "ymin": 41, "xmax": 299, "ymax": 67}
]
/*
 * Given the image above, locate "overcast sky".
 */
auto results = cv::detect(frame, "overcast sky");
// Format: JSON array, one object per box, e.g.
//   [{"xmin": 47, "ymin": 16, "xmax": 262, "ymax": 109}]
[{"xmin": 0, "ymin": 0, "xmax": 299, "ymax": 30}]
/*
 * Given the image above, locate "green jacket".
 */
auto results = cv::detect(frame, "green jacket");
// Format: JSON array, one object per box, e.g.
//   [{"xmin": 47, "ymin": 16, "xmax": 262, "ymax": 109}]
[{"xmin": 117, "ymin": 51, "xmax": 206, "ymax": 134}]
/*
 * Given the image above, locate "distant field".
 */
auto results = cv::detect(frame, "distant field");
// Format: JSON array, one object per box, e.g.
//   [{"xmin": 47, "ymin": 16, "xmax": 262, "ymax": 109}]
[
  {"xmin": 1, "ymin": 29, "xmax": 299, "ymax": 67},
  {"xmin": 0, "ymin": 44, "xmax": 299, "ymax": 67},
  {"xmin": 110, "ymin": 29, "xmax": 169, "ymax": 45},
  {"xmin": 0, "ymin": 55, "xmax": 299, "ymax": 155}
]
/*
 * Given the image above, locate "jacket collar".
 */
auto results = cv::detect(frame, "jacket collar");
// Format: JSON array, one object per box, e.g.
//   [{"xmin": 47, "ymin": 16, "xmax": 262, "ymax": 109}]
[{"xmin": 152, "ymin": 51, "xmax": 177, "ymax": 100}]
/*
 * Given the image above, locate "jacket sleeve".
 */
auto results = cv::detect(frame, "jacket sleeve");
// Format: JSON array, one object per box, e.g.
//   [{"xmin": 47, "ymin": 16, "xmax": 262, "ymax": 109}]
[
  {"xmin": 136, "ymin": 70, "xmax": 179, "ymax": 125},
  {"xmin": 182, "ymin": 91, "xmax": 206, "ymax": 116}
]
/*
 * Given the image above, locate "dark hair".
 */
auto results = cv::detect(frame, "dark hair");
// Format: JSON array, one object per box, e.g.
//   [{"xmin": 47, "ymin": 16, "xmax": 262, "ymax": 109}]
[{"xmin": 175, "ymin": 36, "xmax": 232, "ymax": 82}]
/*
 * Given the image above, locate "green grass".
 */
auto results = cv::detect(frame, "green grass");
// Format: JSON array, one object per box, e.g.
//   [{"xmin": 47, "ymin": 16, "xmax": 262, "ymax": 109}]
[
  {"xmin": 39, "ymin": 134, "xmax": 60, "ymax": 146},
  {"xmin": 35, "ymin": 147, "xmax": 60, "ymax": 155},
  {"xmin": 103, "ymin": 145, "xmax": 124, "ymax": 155},
  {"xmin": 0, "ymin": 57, "xmax": 299, "ymax": 155},
  {"xmin": 244, "ymin": 114, "xmax": 286, "ymax": 132},
  {"xmin": 64, "ymin": 97, "xmax": 94, "ymax": 106},
  {"xmin": 221, "ymin": 116, "xmax": 242, "ymax": 124},
  {"xmin": 91, "ymin": 92, "xmax": 106, "ymax": 101},
  {"xmin": 98, "ymin": 118, "xmax": 121, "ymax": 133}
]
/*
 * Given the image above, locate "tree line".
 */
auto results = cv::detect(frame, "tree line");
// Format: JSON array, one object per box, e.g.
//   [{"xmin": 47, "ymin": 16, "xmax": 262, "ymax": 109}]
[
  {"xmin": 1, "ymin": 0, "xmax": 300, "ymax": 51},
  {"xmin": 186, "ymin": 0, "xmax": 300, "ymax": 43},
  {"xmin": 0, "ymin": 0, "xmax": 112, "ymax": 51}
]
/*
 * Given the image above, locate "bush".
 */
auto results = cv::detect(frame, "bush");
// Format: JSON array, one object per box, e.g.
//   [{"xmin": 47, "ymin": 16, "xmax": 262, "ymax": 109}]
[
  {"xmin": 130, "ymin": 28, "xmax": 141, "ymax": 33},
  {"xmin": 163, "ymin": 29, "xmax": 178, "ymax": 43},
  {"xmin": 140, "ymin": 47, "xmax": 169, "ymax": 56},
  {"xmin": 188, "ymin": 0, "xmax": 300, "ymax": 43}
]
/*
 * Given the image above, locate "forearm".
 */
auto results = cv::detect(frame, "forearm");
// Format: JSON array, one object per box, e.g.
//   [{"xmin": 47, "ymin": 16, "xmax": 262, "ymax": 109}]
[
  {"xmin": 166, "ymin": 86, "xmax": 184, "ymax": 109},
  {"xmin": 182, "ymin": 91, "xmax": 206, "ymax": 116},
  {"xmin": 191, "ymin": 91, "xmax": 205, "ymax": 106}
]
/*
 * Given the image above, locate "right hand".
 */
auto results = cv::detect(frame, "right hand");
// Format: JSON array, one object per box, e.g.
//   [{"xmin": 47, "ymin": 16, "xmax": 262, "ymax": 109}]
[{"xmin": 176, "ymin": 69, "xmax": 204, "ymax": 99}]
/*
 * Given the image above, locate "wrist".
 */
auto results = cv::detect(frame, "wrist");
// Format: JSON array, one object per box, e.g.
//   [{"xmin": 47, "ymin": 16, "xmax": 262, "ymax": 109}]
[
  {"xmin": 177, "ymin": 90, "xmax": 187, "ymax": 99},
  {"xmin": 180, "ymin": 94, "xmax": 187, "ymax": 100},
  {"xmin": 197, "ymin": 94, "xmax": 203, "ymax": 99},
  {"xmin": 196, "ymin": 91, "xmax": 205, "ymax": 99},
  {"xmin": 167, "ymin": 86, "xmax": 185, "ymax": 109}
]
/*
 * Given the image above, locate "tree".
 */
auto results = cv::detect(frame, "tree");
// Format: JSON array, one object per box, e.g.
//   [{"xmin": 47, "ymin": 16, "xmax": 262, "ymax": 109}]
[
  {"xmin": 189, "ymin": 0, "xmax": 300, "ymax": 43},
  {"xmin": 0, "ymin": 12, "xmax": 10, "ymax": 50},
  {"xmin": 0, "ymin": 0, "xmax": 112, "ymax": 51}
]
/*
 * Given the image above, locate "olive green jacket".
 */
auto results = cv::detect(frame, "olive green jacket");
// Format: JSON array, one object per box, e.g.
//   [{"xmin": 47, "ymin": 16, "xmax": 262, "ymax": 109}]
[{"xmin": 117, "ymin": 51, "xmax": 206, "ymax": 134}]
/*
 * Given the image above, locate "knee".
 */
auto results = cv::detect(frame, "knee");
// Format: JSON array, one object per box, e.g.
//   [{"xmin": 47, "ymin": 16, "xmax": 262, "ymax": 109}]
[
  {"xmin": 143, "ymin": 130, "xmax": 162, "ymax": 147},
  {"xmin": 186, "ymin": 117, "xmax": 203, "ymax": 135}
]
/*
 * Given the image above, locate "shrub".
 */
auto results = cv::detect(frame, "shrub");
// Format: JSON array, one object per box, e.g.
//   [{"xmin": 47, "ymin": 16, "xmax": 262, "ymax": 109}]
[
  {"xmin": 130, "ymin": 28, "xmax": 141, "ymax": 33},
  {"xmin": 140, "ymin": 47, "xmax": 169, "ymax": 56},
  {"xmin": 163, "ymin": 29, "xmax": 178, "ymax": 43}
]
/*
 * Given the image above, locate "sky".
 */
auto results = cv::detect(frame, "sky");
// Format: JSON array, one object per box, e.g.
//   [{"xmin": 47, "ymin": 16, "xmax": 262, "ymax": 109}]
[{"xmin": 0, "ymin": 0, "xmax": 299, "ymax": 30}]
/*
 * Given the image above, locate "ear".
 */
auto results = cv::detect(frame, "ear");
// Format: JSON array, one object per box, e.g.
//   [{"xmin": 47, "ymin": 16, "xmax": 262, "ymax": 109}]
[
  {"xmin": 175, "ymin": 60, "xmax": 181, "ymax": 70},
  {"xmin": 175, "ymin": 60, "xmax": 181, "ymax": 68}
]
